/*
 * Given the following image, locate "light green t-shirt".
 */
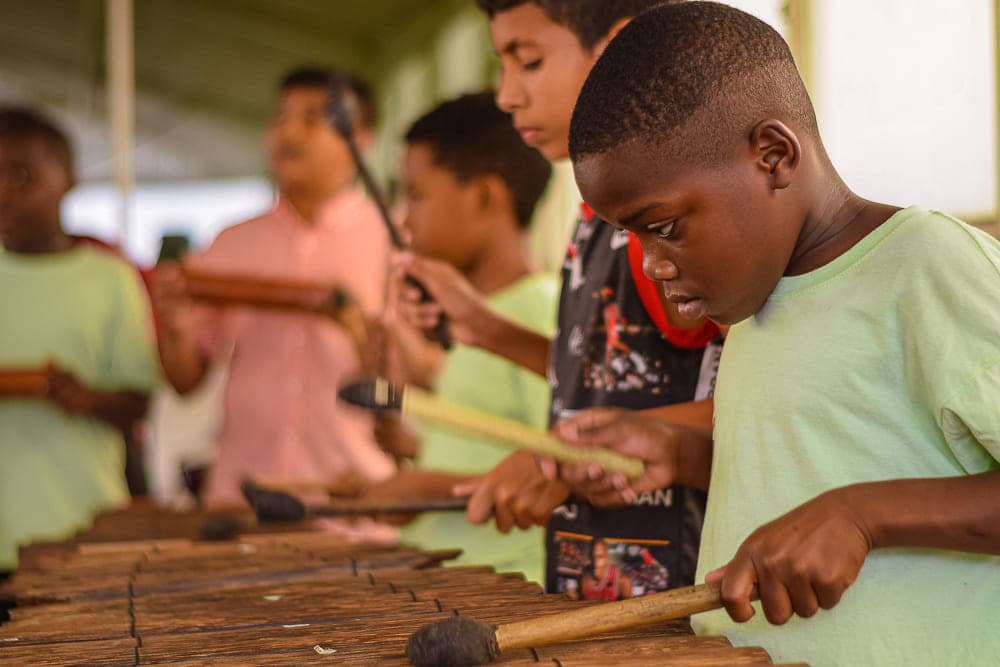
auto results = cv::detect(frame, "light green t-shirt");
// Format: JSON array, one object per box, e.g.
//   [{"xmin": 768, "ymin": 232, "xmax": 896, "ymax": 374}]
[
  {"xmin": 694, "ymin": 207, "xmax": 1000, "ymax": 666},
  {"xmin": 0, "ymin": 246, "xmax": 159, "ymax": 570},
  {"xmin": 399, "ymin": 273, "xmax": 557, "ymax": 585}
]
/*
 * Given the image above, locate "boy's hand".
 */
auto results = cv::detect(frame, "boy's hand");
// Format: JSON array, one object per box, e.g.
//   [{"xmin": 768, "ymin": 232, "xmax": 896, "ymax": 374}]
[
  {"xmin": 705, "ymin": 487, "xmax": 874, "ymax": 625},
  {"xmin": 45, "ymin": 367, "xmax": 98, "ymax": 416},
  {"xmin": 152, "ymin": 261, "xmax": 197, "ymax": 339},
  {"xmin": 373, "ymin": 413, "xmax": 420, "ymax": 460},
  {"xmin": 552, "ymin": 408, "xmax": 684, "ymax": 506},
  {"xmin": 456, "ymin": 451, "xmax": 570, "ymax": 533},
  {"xmin": 396, "ymin": 254, "xmax": 492, "ymax": 347}
]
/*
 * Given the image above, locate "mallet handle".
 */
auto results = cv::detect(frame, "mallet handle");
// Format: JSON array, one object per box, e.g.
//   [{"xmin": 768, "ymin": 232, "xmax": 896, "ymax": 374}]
[
  {"xmin": 182, "ymin": 266, "xmax": 346, "ymax": 316},
  {"xmin": 401, "ymin": 386, "xmax": 644, "ymax": 478},
  {"xmin": 0, "ymin": 366, "xmax": 49, "ymax": 398},
  {"xmin": 496, "ymin": 581, "xmax": 748, "ymax": 651},
  {"xmin": 310, "ymin": 496, "xmax": 469, "ymax": 516}
]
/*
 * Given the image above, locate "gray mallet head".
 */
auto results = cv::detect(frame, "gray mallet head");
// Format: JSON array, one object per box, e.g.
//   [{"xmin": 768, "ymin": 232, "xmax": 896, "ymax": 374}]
[
  {"xmin": 338, "ymin": 378, "xmax": 403, "ymax": 412},
  {"xmin": 240, "ymin": 480, "xmax": 306, "ymax": 522},
  {"xmin": 405, "ymin": 615, "xmax": 499, "ymax": 666}
]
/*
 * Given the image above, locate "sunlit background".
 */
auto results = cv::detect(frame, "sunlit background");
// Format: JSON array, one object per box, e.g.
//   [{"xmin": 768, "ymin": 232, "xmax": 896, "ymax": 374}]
[{"xmin": 1, "ymin": 0, "xmax": 996, "ymax": 269}]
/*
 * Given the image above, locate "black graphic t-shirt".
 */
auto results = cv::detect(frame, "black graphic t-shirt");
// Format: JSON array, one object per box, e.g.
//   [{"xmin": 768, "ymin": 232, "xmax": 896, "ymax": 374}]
[{"xmin": 546, "ymin": 205, "xmax": 723, "ymax": 599}]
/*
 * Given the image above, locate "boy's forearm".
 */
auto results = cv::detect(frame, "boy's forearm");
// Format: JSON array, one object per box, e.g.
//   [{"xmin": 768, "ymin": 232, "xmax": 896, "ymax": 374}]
[
  {"xmin": 87, "ymin": 390, "xmax": 149, "ymax": 432},
  {"xmin": 475, "ymin": 311, "xmax": 551, "ymax": 377},
  {"xmin": 642, "ymin": 397, "xmax": 714, "ymax": 429},
  {"xmin": 157, "ymin": 331, "xmax": 208, "ymax": 394},
  {"xmin": 843, "ymin": 470, "xmax": 1000, "ymax": 556},
  {"xmin": 675, "ymin": 425, "xmax": 714, "ymax": 491},
  {"xmin": 641, "ymin": 399, "xmax": 715, "ymax": 490}
]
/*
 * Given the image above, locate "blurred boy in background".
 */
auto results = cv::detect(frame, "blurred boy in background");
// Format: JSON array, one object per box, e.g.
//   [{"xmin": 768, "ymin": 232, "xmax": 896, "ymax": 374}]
[
  {"xmin": 154, "ymin": 67, "xmax": 395, "ymax": 508},
  {"xmin": 0, "ymin": 106, "xmax": 158, "ymax": 572},
  {"xmin": 352, "ymin": 92, "xmax": 556, "ymax": 584}
]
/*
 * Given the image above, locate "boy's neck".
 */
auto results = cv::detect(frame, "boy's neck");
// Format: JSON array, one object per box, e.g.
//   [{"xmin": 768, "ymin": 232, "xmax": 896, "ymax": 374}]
[
  {"xmin": 787, "ymin": 161, "xmax": 898, "ymax": 276},
  {"xmin": 281, "ymin": 173, "xmax": 356, "ymax": 225},
  {"xmin": 7, "ymin": 228, "xmax": 73, "ymax": 255},
  {"xmin": 465, "ymin": 225, "xmax": 533, "ymax": 296}
]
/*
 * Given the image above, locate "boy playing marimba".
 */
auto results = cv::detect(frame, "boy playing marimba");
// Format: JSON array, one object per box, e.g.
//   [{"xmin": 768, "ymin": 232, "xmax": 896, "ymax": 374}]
[
  {"xmin": 558, "ymin": 3, "xmax": 1000, "ymax": 664},
  {"xmin": 0, "ymin": 107, "xmax": 158, "ymax": 572}
]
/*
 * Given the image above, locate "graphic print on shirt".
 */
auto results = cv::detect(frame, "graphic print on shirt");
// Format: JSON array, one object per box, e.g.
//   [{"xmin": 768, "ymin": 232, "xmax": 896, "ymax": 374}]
[
  {"xmin": 545, "ymin": 206, "xmax": 721, "ymax": 596},
  {"xmin": 560, "ymin": 215, "xmax": 675, "ymax": 397},
  {"xmin": 553, "ymin": 533, "xmax": 672, "ymax": 601}
]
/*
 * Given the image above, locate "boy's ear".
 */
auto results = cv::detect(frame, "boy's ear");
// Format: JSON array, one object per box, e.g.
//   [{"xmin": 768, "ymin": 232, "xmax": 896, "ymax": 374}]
[
  {"xmin": 474, "ymin": 173, "xmax": 513, "ymax": 220},
  {"xmin": 353, "ymin": 127, "xmax": 375, "ymax": 153},
  {"xmin": 592, "ymin": 17, "xmax": 631, "ymax": 57},
  {"xmin": 749, "ymin": 119, "xmax": 800, "ymax": 190}
]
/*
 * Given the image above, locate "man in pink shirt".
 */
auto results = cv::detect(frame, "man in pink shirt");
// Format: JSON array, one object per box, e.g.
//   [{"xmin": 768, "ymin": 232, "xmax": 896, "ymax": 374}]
[{"xmin": 155, "ymin": 67, "xmax": 395, "ymax": 508}]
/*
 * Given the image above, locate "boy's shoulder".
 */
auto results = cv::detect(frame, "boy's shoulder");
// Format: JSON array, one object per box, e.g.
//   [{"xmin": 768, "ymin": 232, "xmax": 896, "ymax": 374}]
[
  {"xmin": 199, "ymin": 209, "xmax": 283, "ymax": 264},
  {"xmin": 885, "ymin": 207, "xmax": 1000, "ymax": 277},
  {"xmin": 491, "ymin": 272, "xmax": 560, "ymax": 334},
  {"xmin": 73, "ymin": 246, "xmax": 148, "ymax": 298},
  {"xmin": 212, "ymin": 209, "xmax": 277, "ymax": 243}
]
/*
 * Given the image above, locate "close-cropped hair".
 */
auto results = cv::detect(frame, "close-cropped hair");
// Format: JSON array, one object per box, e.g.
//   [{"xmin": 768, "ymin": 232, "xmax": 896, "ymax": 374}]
[
  {"xmin": 569, "ymin": 1, "xmax": 818, "ymax": 163},
  {"xmin": 475, "ymin": 0, "xmax": 677, "ymax": 49},
  {"xmin": 406, "ymin": 91, "xmax": 552, "ymax": 228},
  {"xmin": 279, "ymin": 66, "xmax": 377, "ymax": 130},
  {"xmin": 0, "ymin": 106, "xmax": 75, "ymax": 178}
]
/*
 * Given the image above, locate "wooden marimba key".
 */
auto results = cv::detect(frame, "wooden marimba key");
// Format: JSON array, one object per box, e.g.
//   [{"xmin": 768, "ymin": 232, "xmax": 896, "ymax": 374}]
[{"xmin": 0, "ymin": 509, "xmax": 808, "ymax": 666}]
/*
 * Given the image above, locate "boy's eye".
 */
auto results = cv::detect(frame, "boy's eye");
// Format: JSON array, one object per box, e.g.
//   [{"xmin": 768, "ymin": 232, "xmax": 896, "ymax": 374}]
[
  {"xmin": 648, "ymin": 220, "xmax": 677, "ymax": 240},
  {"xmin": 521, "ymin": 58, "xmax": 543, "ymax": 71},
  {"xmin": 304, "ymin": 111, "xmax": 325, "ymax": 126},
  {"xmin": 1, "ymin": 166, "xmax": 32, "ymax": 188},
  {"xmin": 13, "ymin": 166, "xmax": 31, "ymax": 187}
]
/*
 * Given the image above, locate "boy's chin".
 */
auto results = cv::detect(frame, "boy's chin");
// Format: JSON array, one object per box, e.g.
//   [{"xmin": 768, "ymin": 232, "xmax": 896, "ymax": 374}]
[
  {"xmin": 533, "ymin": 138, "xmax": 570, "ymax": 163},
  {"xmin": 271, "ymin": 171, "xmax": 313, "ymax": 192}
]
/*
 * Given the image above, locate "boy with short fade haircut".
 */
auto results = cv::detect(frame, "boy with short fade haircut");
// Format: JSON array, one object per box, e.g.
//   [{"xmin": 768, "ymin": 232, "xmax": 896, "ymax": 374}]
[
  {"xmin": 0, "ymin": 107, "xmax": 158, "ymax": 571},
  {"xmin": 359, "ymin": 91, "xmax": 556, "ymax": 583},
  {"xmin": 561, "ymin": 2, "xmax": 1000, "ymax": 664},
  {"xmin": 402, "ymin": 0, "xmax": 721, "ymax": 599}
]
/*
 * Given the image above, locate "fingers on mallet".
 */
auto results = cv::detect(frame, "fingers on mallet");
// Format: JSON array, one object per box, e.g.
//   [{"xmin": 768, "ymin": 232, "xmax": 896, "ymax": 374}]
[
  {"xmin": 756, "ymin": 570, "xmax": 793, "ymax": 625},
  {"xmin": 720, "ymin": 563, "xmax": 758, "ymax": 623},
  {"xmin": 815, "ymin": 576, "xmax": 846, "ymax": 610}
]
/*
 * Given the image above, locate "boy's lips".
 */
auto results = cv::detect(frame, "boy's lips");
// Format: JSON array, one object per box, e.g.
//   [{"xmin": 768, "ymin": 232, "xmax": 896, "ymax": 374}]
[
  {"xmin": 676, "ymin": 298, "xmax": 705, "ymax": 320},
  {"xmin": 665, "ymin": 291, "xmax": 706, "ymax": 320},
  {"xmin": 272, "ymin": 143, "xmax": 304, "ymax": 161},
  {"xmin": 516, "ymin": 127, "xmax": 543, "ymax": 144}
]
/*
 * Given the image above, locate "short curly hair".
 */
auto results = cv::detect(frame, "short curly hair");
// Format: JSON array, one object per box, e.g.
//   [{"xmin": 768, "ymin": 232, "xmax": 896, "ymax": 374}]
[
  {"xmin": 406, "ymin": 92, "xmax": 552, "ymax": 227},
  {"xmin": 569, "ymin": 1, "xmax": 818, "ymax": 164},
  {"xmin": 0, "ymin": 106, "xmax": 74, "ymax": 178},
  {"xmin": 475, "ymin": 0, "xmax": 676, "ymax": 49},
  {"xmin": 279, "ymin": 66, "xmax": 377, "ymax": 130}
]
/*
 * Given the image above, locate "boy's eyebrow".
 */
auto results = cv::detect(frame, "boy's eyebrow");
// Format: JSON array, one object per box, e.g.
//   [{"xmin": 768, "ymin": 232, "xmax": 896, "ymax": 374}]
[
  {"xmin": 620, "ymin": 203, "xmax": 663, "ymax": 227},
  {"xmin": 500, "ymin": 38, "xmax": 540, "ymax": 55}
]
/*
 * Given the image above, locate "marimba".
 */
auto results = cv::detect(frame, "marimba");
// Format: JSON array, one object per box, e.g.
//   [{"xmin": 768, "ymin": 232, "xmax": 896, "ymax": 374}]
[{"xmin": 0, "ymin": 509, "xmax": 807, "ymax": 666}]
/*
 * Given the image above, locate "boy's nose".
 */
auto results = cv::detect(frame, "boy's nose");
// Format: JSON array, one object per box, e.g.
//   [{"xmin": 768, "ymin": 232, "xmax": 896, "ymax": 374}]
[
  {"xmin": 495, "ymin": 71, "xmax": 525, "ymax": 112},
  {"xmin": 644, "ymin": 254, "xmax": 678, "ymax": 282}
]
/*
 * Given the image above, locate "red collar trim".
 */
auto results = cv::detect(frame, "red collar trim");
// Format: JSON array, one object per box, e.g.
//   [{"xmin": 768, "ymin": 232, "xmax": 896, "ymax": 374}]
[{"xmin": 626, "ymin": 232, "xmax": 719, "ymax": 349}]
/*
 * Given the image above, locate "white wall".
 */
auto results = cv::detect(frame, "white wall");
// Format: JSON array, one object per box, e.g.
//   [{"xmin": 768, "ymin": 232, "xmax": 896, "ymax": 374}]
[
  {"xmin": 812, "ymin": 0, "xmax": 995, "ymax": 218},
  {"xmin": 62, "ymin": 179, "xmax": 274, "ymax": 266}
]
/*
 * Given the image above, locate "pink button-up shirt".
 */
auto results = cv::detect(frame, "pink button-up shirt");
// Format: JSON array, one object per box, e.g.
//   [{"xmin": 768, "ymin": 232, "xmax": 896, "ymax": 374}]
[{"xmin": 191, "ymin": 187, "xmax": 395, "ymax": 508}]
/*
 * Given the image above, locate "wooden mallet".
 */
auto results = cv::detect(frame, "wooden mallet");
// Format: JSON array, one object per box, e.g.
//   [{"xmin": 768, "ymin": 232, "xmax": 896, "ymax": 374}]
[
  {"xmin": 0, "ymin": 365, "xmax": 51, "ymax": 398},
  {"xmin": 240, "ymin": 480, "xmax": 469, "ymax": 523},
  {"xmin": 405, "ymin": 581, "xmax": 759, "ymax": 666},
  {"xmin": 325, "ymin": 73, "xmax": 452, "ymax": 350},
  {"xmin": 338, "ymin": 379, "xmax": 644, "ymax": 479}
]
